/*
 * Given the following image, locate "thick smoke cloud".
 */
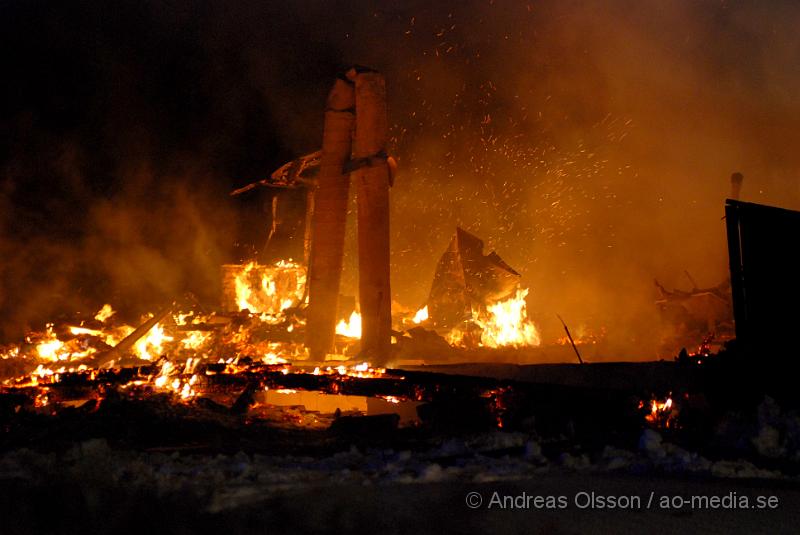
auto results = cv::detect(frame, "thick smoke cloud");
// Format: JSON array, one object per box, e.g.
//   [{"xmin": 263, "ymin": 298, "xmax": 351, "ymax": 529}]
[{"xmin": 2, "ymin": 1, "xmax": 800, "ymax": 357}]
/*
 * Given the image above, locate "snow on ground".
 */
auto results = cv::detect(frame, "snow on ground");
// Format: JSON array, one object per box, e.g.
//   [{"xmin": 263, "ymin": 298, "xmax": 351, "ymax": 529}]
[
  {"xmin": 3, "ymin": 397, "xmax": 800, "ymax": 532},
  {"xmin": 3, "ymin": 430, "xmax": 800, "ymax": 534},
  {"xmin": 0, "ymin": 426, "xmax": 793, "ymax": 515}
]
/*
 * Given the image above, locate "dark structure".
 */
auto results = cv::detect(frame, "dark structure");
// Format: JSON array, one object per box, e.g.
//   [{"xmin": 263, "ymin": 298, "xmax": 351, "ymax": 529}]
[{"xmin": 725, "ymin": 199, "xmax": 800, "ymax": 357}]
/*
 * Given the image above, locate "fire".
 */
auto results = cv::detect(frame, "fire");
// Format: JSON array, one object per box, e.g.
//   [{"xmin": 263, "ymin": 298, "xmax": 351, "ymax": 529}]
[
  {"xmin": 1, "ymin": 347, "xmax": 19, "ymax": 360},
  {"xmin": 133, "ymin": 322, "xmax": 172, "ymax": 361},
  {"xmin": 34, "ymin": 324, "xmax": 98, "ymax": 362},
  {"xmin": 151, "ymin": 360, "xmax": 197, "ymax": 400},
  {"xmin": 234, "ymin": 263, "xmax": 258, "ymax": 312},
  {"xmin": 263, "ymin": 352, "xmax": 288, "ymax": 365},
  {"xmin": 34, "ymin": 325, "xmax": 66, "ymax": 362},
  {"xmin": 336, "ymin": 311, "xmax": 362, "ymax": 338},
  {"xmin": 447, "ymin": 288, "xmax": 541, "ymax": 348},
  {"xmin": 180, "ymin": 331, "xmax": 211, "ymax": 351},
  {"xmin": 68, "ymin": 323, "xmax": 132, "ymax": 347},
  {"xmin": 173, "ymin": 311, "xmax": 195, "ymax": 326},
  {"xmin": 478, "ymin": 288, "xmax": 540, "ymax": 348},
  {"xmin": 0, "ymin": 259, "xmax": 395, "ymax": 410},
  {"xmin": 229, "ymin": 260, "xmax": 306, "ymax": 315},
  {"xmin": 643, "ymin": 395, "xmax": 677, "ymax": 428},
  {"xmin": 0, "ymin": 288, "xmax": 312, "ymax": 401},
  {"xmin": 94, "ymin": 304, "xmax": 116, "ymax": 322},
  {"xmin": 326, "ymin": 362, "xmax": 386, "ymax": 378},
  {"xmin": 68, "ymin": 326, "xmax": 104, "ymax": 337},
  {"xmin": 0, "ymin": 295, "xmax": 398, "ymax": 414},
  {"xmin": 412, "ymin": 306, "xmax": 429, "ymax": 324}
]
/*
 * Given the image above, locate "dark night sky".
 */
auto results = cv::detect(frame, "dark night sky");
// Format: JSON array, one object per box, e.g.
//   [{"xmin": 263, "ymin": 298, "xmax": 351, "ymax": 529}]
[{"xmin": 3, "ymin": 1, "xmax": 800, "ymax": 354}]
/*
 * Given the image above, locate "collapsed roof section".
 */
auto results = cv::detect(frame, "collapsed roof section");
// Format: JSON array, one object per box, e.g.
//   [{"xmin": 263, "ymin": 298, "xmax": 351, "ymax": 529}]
[{"xmin": 427, "ymin": 227, "xmax": 521, "ymax": 328}]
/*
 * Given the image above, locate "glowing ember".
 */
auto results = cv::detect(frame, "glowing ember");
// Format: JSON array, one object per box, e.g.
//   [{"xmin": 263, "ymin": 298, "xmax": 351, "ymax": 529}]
[
  {"xmin": 263, "ymin": 352, "xmax": 288, "ymax": 365},
  {"xmin": 300, "ymin": 362, "xmax": 387, "ymax": 378},
  {"xmin": 344, "ymin": 362, "xmax": 386, "ymax": 378},
  {"xmin": 336, "ymin": 311, "xmax": 362, "ymax": 339},
  {"xmin": 150, "ymin": 360, "xmax": 197, "ymax": 399}
]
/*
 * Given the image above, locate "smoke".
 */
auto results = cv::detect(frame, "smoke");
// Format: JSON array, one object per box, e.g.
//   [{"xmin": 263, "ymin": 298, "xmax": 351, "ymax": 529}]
[
  {"xmin": 3, "ymin": 0, "xmax": 800, "ymax": 357},
  {"xmin": 376, "ymin": 0, "xmax": 800, "ymax": 357}
]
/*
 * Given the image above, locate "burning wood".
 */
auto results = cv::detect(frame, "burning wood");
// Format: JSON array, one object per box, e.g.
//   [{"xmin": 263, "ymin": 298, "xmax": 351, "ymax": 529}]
[
  {"xmin": 96, "ymin": 305, "xmax": 174, "ymax": 366},
  {"xmin": 222, "ymin": 260, "xmax": 306, "ymax": 316},
  {"xmin": 0, "ymin": 64, "xmax": 753, "ymax": 482}
]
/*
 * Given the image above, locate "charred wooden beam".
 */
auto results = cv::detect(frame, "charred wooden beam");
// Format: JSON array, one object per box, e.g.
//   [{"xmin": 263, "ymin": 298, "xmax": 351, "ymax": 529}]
[
  {"xmin": 350, "ymin": 67, "xmax": 392, "ymax": 365},
  {"xmin": 306, "ymin": 76, "xmax": 356, "ymax": 359}
]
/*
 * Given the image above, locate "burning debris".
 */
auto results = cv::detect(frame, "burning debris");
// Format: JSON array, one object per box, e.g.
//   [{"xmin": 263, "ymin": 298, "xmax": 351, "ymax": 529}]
[
  {"xmin": 0, "ymin": 299, "xmax": 397, "ymax": 416},
  {"xmin": 413, "ymin": 227, "xmax": 541, "ymax": 350},
  {"xmin": 0, "ymin": 239, "xmax": 522, "ymax": 431},
  {"xmin": 641, "ymin": 394, "xmax": 678, "ymax": 429},
  {"xmin": 426, "ymin": 227, "xmax": 522, "ymax": 328},
  {"xmin": 0, "ymin": 60, "xmax": 780, "ymax": 462},
  {"xmin": 445, "ymin": 288, "xmax": 541, "ymax": 349},
  {"xmin": 8, "ymin": 3, "xmax": 800, "ymax": 532},
  {"xmin": 222, "ymin": 260, "xmax": 307, "ymax": 316}
]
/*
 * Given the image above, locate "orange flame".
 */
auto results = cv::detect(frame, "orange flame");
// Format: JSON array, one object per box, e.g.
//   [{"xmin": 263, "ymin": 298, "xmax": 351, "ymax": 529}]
[
  {"xmin": 232, "ymin": 260, "xmax": 305, "ymax": 315},
  {"xmin": 447, "ymin": 288, "xmax": 541, "ymax": 348},
  {"xmin": 335, "ymin": 311, "xmax": 362, "ymax": 338}
]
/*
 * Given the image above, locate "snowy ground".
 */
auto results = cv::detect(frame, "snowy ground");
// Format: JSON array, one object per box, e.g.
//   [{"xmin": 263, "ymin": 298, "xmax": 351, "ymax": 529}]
[{"xmin": 2, "ymin": 429, "xmax": 799, "ymax": 534}]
